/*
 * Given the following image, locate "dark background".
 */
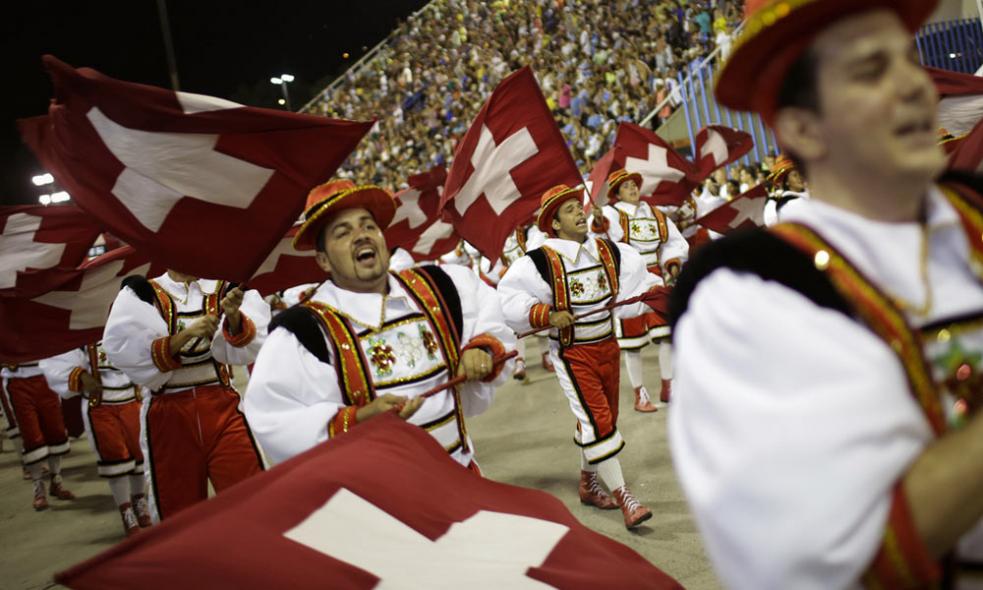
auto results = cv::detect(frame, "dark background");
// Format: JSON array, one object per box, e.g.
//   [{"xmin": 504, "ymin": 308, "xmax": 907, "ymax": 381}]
[{"xmin": 0, "ymin": 0, "xmax": 427, "ymax": 205}]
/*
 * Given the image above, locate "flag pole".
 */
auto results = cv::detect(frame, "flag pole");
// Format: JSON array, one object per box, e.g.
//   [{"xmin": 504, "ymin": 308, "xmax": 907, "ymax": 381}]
[{"xmin": 156, "ymin": 0, "xmax": 181, "ymax": 91}]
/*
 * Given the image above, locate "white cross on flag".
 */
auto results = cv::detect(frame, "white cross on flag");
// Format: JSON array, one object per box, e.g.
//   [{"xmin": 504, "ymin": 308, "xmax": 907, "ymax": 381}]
[
  {"xmin": 246, "ymin": 224, "xmax": 322, "ymax": 296},
  {"xmin": 384, "ymin": 166, "xmax": 460, "ymax": 261},
  {"xmin": 0, "ymin": 246, "xmax": 152, "ymax": 363},
  {"xmin": 612, "ymin": 123, "xmax": 753, "ymax": 207},
  {"xmin": 18, "ymin": 55, "xmax": 372, "ymax": 283},
  {"xmin": 0, "ymin": 204, "xmax": 103, "ymax": 298},
  {"xmin": 55, "ymin": 414, "xmax": 682, "ymax": 590},
  {"xmin": 693, "ymin": 125, "xmax": 754, "ymax": 180},
  {"xmin": 441, "ymin": 67, "xmax": 581, "ymax": 263},
  {"xmin": 695, "ymin": 184, "xmax": 769, "ymax": 234}
]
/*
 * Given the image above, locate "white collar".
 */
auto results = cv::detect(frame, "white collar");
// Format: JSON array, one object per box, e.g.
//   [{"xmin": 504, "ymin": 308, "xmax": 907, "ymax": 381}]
[
  {"xmin": 153, "ymin": 274, "xmax": 219, "ymax": 297},
  {"xmin": 543, "ymin": 237, "xmax": 598, "ymax": 264},
  {"xmin": 311, "ymin": 272, "xmax": 413, "ymax": 330}
]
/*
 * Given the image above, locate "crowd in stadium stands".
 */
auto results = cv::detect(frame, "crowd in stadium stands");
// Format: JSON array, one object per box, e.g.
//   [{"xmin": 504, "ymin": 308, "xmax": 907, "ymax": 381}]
[{"xmin": 307, "ymin": 0, "xmax": 743, "ymax": 190}]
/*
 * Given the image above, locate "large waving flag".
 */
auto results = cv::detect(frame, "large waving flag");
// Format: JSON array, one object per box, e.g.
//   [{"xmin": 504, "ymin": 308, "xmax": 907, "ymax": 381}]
[
  {"xmin": 0, "ymin": 204, "xmax": 102, "ymax": 298},
  {"xmin": 695, "ymin": 184, "xmax": 769, "ymax": 234},
  {"xmin": 0, "ymin": 246, "xmax": 152, "ymax": 363},
  {"xmin": 19, "ymin": 55, "xmax": 372, "ymax": 283},
  {"xmin": 441, "ymin": 67, "xmax": 582, "ymax": 263},
  {"xmin": 385, "ymin": 166, "xmax": 460, "ymax": 261},
  {"xmin": 56, "ymin": 414, "xmax": 682, "ymax": 590}
]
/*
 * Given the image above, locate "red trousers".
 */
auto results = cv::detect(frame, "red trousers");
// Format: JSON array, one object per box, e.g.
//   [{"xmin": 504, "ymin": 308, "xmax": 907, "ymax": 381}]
[
  {"xmin": 86, "ymin": 400, "xmax": 143, "ymax": 477},
  {"xmin": 0, "ymin": 377, "xmax": 19, "ymax": 439},
  {"xmin": 62, "ymin": 395, "xmax": 85, "ymax": 438},
  {"xmin": 555, "ymin": 338, "xmax": 626, "ymax": 463},
  {"xmin": 7, "ymin": 375, "xmax": 69, "ymax": 464},
  {"xmin": 144, "ymin": 384, "xmax": 264, "ymax": 520}
]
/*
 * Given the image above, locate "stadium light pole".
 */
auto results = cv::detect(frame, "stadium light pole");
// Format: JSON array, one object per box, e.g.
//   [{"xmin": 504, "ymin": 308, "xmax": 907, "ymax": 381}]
[{"xmin": 270, "ymin": 74, "xmax": 295, "ymax": 111}]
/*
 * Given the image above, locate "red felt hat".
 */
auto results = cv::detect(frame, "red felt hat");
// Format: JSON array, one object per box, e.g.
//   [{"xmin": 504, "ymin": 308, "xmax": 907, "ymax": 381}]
[
  {"xmin": 715, "ymin": 0, "xmax": 938, "ymax": 124},
  {"xmin": 293, "ymin": 179, "xmax": 396, "ymax": 251},
  {"xmin": 536, "ymin": 184, "xmax": 585, "ymax": 235},
  {"xmin": 606, "ymin": 169, "xmax": 643, "ymax": 201}
]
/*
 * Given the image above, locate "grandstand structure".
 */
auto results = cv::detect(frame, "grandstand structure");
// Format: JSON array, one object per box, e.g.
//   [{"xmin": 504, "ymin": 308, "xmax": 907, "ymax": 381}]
[{"xmin": 302, "ymin": 0, "xmax": 983, "ymax": 187}]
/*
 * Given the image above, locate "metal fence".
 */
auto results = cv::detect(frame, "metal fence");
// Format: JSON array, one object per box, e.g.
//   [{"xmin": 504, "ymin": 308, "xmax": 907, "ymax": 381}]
[{"xmin": 917, "ymin": 17, "xmax": 983, "ymax": 74}]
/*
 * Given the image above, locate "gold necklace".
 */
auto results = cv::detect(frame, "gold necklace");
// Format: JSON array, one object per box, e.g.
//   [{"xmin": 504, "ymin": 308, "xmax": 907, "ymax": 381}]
[{"xmin": 888, "ymin": 224, "xmax": 933, "ymax": 317}]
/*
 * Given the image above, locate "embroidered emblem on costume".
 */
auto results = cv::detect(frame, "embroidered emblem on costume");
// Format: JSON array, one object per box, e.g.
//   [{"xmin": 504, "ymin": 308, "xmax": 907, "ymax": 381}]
[
  {"xmin": 570, "ymin": 277, "xmax": 586, "ymax": 297},
  {"xmin": 597, "ymin": 272, "xmax": 608, "ymax": 293},
  {"xmin": 368, "ymin": 337, "xmax": 397, "ymax": 378},
  {"xmin": 419, "ymin": 324, "xmax": 439, "ymax": 359}
]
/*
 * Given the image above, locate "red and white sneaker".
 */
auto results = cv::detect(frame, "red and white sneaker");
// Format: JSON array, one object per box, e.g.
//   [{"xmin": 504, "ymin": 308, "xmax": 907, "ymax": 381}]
[
  {"xmin": 32, "ymin": 481, "xmax": 48, "ymax": 511},
  {"xmin": 633, "ymin": 387, "xmax": 659, "ymax": 413},
  {"xmin": 660, "ymin": 378, "xmax": 672, "ymax": 404},
  {"xmin": 132, "ymin": 494, "xmax": 152, "ymax": 528},
  {"xmin": 119, "ymin": 502, "xmax": 140, "ymax": 536},
  {"xmin": 613, "ymin": 486, "xmax": 653, "ymax": 529},
  {"xmin": 578, "ymin": 471, "xmax": 618, "ymax": 510},
  {"xmin": 49, "ymin": 477, "xmax": 76, "ymax": 500},
  {"xmin": 541, "ymin": 351, "xmax": 555, "ymax": 373},
  {"xmin": 512, "ymin": 358, "xmax": 527, "ymax": 382}
]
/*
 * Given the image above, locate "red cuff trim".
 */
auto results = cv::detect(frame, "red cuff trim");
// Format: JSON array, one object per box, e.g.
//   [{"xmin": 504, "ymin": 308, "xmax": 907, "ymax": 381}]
[
  {"xmin": 590, "ymin": 216, "xmax": 610, "ymax": 234},
  {"xmin": 327, "ymin": 406, "xmax": 358, "ymax": 439},
  {"xmin": 862, "ymin": 485, "xmax": 940, "ymax": 589},
  {"xmin": 223, "ymin": 314, "xmax": 256, "ymax": 348},
  {"xmin": 151, "ymin": 337, "xmax": 182, "ymax": 373},
  {"xmin": 67, "ymin": 367, "xmax": 85, "ymax": 393},
  {"xmin": 462, "ymin": 333, "xmax": 508, "ymax": 382},
  {"xmin": 529, "ymin": 303, "xmax": 552, "ymax": 329}
]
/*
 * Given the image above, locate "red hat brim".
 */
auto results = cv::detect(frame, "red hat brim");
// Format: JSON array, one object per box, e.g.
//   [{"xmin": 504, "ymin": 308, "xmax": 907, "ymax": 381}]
[
  {"xmin": 537, "ymin": 188, "xmax": 584, "ymax": 235},
  {"xmin": 716, "ymin": 0, "xmax": 938, "ymax": 123},
  {"xmin": 293, "ymin": 186, "xmax": 396, "ymax": 251}
]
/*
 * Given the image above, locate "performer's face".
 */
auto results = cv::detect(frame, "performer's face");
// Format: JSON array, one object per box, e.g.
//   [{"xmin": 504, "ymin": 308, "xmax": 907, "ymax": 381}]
[
  {"xmin": 617, "ymin": 180, "xmax": 641, "ymax": 204},
  {"xmin": 778, "ymin": 10, "xmax": 945, "ymax": 186},
  {"xmin": 552, "ymin": 198, "xmax": 588, "ymax": 242},
  {"xmin": 317, "ymin": 207, "xmax": 391, "ymax": 292}
]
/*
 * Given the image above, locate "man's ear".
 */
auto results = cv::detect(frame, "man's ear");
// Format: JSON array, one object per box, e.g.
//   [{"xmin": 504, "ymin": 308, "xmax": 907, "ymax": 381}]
[
  {"xmin": 315, "ymin": 250, "xmax": 333, "ymax": 274},
  {"xmin": 774, "ymin": 107, "xmax": 826, "ymax": 162}
]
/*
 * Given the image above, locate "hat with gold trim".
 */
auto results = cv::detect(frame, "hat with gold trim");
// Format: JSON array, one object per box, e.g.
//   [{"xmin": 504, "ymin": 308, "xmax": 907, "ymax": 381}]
[
  {"xmin": 715, "ymin": 0, "xmax": 938, "ymax": 124},
  {"xmin": 293, "ymin": 179, "xmax": 395, "ymax": 251},
  {"xmin": 537, "ymin": 184, "xmax": 585, "ymax": 235}
]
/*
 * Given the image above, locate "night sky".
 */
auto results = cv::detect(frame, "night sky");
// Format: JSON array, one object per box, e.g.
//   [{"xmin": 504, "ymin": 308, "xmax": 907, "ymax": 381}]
[{"xmin": 0, "ymin": 0, "xmax": 427, "ymax": 205}]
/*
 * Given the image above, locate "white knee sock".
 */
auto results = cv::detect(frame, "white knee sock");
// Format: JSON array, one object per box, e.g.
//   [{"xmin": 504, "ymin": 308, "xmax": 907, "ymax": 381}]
[
  {"xmin": 580, "ymin": 450, "xmax": 596, "ymax": 472},
  {"xmin": 624, "ymin": 350, "xmax": 645, "ymax": 389},
  {"xmin": 47, "ymin": 455, "xmax": 62, "ymax": 482},
  {"xmin": 108, "ymin": 477, "xmax": 131, "ymax": 506},
  {"xmin": 595, "ymin": 457, "xmax": 626, "ymax": 492},
  {"xmin": 27, "ymin": 462, "xmax": 45, "ymax": 482},
  {"xmin": 659, "ymin": 342, "xmax": 673, "ymax": 380},
  {"xmin": 515, "ymin": 337, "xmax": 526, "ymax": 360},
  {"xmin": 129, "ymin": 473, "xmax": 145, "ymax": 496}
]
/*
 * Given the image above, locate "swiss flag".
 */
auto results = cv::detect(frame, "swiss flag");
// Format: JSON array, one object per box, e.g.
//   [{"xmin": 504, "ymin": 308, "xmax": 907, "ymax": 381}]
[
  {"xmin": 19, "ymin": 55, "xmax": 372, "ymax": 283},
  {"xmin": 385, "ymin": 166, "xmax": 460, "ymax": 261},
  {"xmin": 0, "ymin": 246, "xmax": 152, "ymax": 363},
  {"xmin": 695, "ymin": 184, "xmax": 769, "ymax": 234},
  {"xmin": 611, "ymin": 123, "xmax": 753, "ymax": 207},
  {"xmin": 612, "ymin": 123, "xmax": 695, "ymax": 206},
  {"xmin": 693, "ymin": 126, "xmax": 754, "ymax": 180},
  {"xmin": 246, "ymin": 225, "xmax": 322, "ymax": 296},
  {"xmin": 56, "ymin": 414, "xmax": 681, "ymax": 590},
  {"xmin": 929, "ymin": 66, "xmax": 983, "ymax": 137},
  {"xmin": 0, "ymin": 204, "xmax": 103, "ymax": 298},
  {"xmin": 441, "ymin": 67, "xmax": 581, "ymax": 263}
]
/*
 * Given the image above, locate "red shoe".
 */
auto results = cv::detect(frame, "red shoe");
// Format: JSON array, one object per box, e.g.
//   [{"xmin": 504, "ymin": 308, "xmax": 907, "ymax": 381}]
[
  {"xmin": 541, "ymin": 351, "xmax": 555, "ymax": 373},
  {"xmin": 49, "ymin": 478, "xmax": 76, "ymax": 500},
  {"xmin": 660, "ymin": 379, "xmax": 672, "ymax": 404},
  {"xmin": 22, "ymin": 467, "xmax": 31, "ymax": 480},
  {"xmin": 132, "ymin": 494, "xmax": 153, "ymax": 528},
  {"xmin": 512, "ymin": 358, "xmax": 527, "ymax": 382},
  {"xmin": 613, "ymin": 486, "xmax": 652, "ymax": 529},
  {"xmin": 119, "ymin": 502, "xmax": 141, "ymax": 536},
  {"xmin": 578, "ymin": 471, "xmax": 618, "ymax": 509},
  {"xmin": 32, "ymin": 481, "xmax": 48, "ymax": 511},
  {"xmin": 633, "ymin": 387, "xmax": 659, "ymax": 413}
]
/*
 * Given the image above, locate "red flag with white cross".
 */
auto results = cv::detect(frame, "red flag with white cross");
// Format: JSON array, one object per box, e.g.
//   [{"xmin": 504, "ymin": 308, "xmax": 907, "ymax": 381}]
[
  {"xmin": 246, "ymin": 224, "xmax": 322, "ymax": 296},
  {"xmin": 55, "ymin": 414, "xmax": 682, "ymax": 590},
  {"xmin": 695, "ymin": 184, "xmax": 769, "ymax": 234},
  {"xmin": 0, "ymin": 204, "xmax": 103, "ymax": 298},
  {"xmin": 0, "ymin": 246, "xmax": 152, "ymax": 363},
  {"xmin": 693, "ymin": 125, "xmax": 754, "ymax": 180},
  {"xmin": 385, "ymin": 166, "xmax": 460, "ymax": 262},
  {"xmin": 18, "ymin": 55, "xmax": 372, "ymax": 283},
  {"xmin": 586, "ymin": 145, "xmax": 625, "ymax": 208},
  {"xmin": 612, "ymin": 123, "xmax": 695, "ymax": 206},
  {"xmin": 441, "ymin": 67, "xmax": 582, "ymax": 264}
]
